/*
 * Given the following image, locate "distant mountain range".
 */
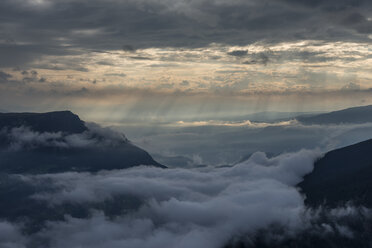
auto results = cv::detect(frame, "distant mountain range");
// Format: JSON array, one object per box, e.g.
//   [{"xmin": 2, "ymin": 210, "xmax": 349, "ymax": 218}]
[
  {"xmin": 295, "ymin": 105, "xmax": 372, "ymax": 207},
  {"xmin": 166, "ymin": 104, "xmax": 372, "ymax": 124},
  {"xmin": 296, "ymin": 105, "xmax": 372, "ymax": 125},
  {"xmin": 217, "ymin": 104, "xmax": 372, "ymax": 124},
  {"xmin": 0, "ymin": 111, "xmax": 165, "ymax": 173},
  {"xmin": 217, "ymin": 111, "xmax": 319, "ymax": 123},
  {"xmin": 238, "ymin": 111, "xmax": 318, "ymax": 122}
]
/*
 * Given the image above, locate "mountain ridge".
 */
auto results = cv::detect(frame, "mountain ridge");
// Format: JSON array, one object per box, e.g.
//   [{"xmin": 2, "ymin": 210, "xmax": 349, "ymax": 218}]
[
  {"xmin": 296, "ymin": 105, "xmax": 372, "ymax": 124},
  {"xmin": 0, "ymin": 110, "xmax": 87, "ymax": 134},
  {"xmin": 298, "ymin": 137, "xmax": 372, "ymax": 207},
  {"xmin": 0, "ymin": 110, "xmax": 165, "ymax": 173}
]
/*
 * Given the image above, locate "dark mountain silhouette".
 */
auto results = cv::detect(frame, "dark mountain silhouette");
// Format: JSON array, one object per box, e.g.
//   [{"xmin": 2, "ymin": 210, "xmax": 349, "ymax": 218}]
[
  {"xmin": 0, "ymin": 111, "xmax": 87, "ymax": 133},
  {"xmin": 296, "ymin": 105, "xmax": 372, "ymax": 124},
  {"xmin": 237, "ymin": 111, "xmax": 319, "ymax": 122},
  {"xmin": 0, "ymin": 111, "xmax": 165, "ymax": 173},
  {"xmin": 298, "ymin": 138, "xmax": 372, "ymax": 207},
  {"xmin": 226, "ymin": 138, "xmax": 372, "ymax": 248},
  {"xmin": 0, "ymin": 111, "xmax": 166, "ymax": 235}
]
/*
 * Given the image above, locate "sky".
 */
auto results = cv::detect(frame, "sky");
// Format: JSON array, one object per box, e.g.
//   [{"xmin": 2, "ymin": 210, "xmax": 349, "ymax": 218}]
[
  {"xmin": 0, "ymin": 0, "xmax": 372, "ymax": 123},
  {"xmin": 2, "ymin": 2, "xmax": 372, "ymax": 246}
]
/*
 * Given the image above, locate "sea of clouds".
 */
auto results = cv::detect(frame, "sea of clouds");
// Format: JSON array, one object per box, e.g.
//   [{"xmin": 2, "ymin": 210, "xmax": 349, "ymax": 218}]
[{"xmin": 1, "ymin": 148, "xmax": 371, "ymax": 248}]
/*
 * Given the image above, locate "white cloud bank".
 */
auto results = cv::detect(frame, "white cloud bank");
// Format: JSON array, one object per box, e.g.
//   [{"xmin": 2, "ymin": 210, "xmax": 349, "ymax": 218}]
[
  {"xmin": 0, "ymin": 149, "xmax": 370, "ymax": 247},
  {"xmin": 0, "ymin": 122, "xmax": 128, "ymax": 151}
]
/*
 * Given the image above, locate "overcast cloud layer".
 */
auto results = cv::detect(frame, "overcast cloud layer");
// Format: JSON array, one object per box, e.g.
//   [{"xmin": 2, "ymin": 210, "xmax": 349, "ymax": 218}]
[
  {"xmin": 1, "ymin": 0, "xmax": 371, "ymax": 54},
  {"xmin": 0, "ymin": 0, "xmax": 372, "ymax": 117}
]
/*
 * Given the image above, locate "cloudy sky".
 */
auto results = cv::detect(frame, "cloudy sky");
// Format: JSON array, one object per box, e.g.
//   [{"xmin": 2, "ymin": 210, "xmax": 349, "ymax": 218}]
[{"xmin": 0, "ymin": 0, "xmax": 372, "ymax": 122}]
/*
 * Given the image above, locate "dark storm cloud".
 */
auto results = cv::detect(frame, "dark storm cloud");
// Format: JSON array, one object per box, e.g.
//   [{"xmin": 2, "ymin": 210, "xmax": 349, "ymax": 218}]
[
  {"xmin": 180, "ymin": 80, "xmax": 190, "ymax": 86},
  {"xmin": 227, "ymin": 50, "xmax": 248, "ymax": 57},
  {"xmin": 104, "ymin": 73, "xmax": 127, "ymax": 77},
  {"xmin": 243, "ymin": 52, "xmax": 271, "ymax": 65},
  {"xmin": 240, "ymin": 48, "xmax": 356, "ymax": 66},
  {"xmin": 0, "ymin": 71, "xmax": 12, "ymax": 81},
  {"xmin": 36, "ymin": 65, "xmax": 89, "ymax": 72},
  {"xmin": 0, "ymin": 0, "xmax": 371, "ymax": 67},
  {"xmin": 38, "ymin": 77, "xmax": 47, "ymax": 83},
  {"xmin": 122, "ymin": 45, "xmax": 137, "ymax": 52},
  {"xmin": 0, "ymin": 43, "xmax": 81, "ymax": 68},
  {"xmin": 129, "ymin": 56, "xmax": 153, "ymax": 60},
  {"xmin": 340, "ymin": 12, "xmax": 372, "ymax": 34}
]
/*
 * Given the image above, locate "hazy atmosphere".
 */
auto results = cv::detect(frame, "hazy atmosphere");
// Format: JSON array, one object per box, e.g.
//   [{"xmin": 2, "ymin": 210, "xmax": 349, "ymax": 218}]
[
  {"xmin": 1, "ymin": 0, "xmax": 372, "ymax": 122},
  {"xmin": 1, "ymin": 0, "xmax": 372, "ymax": 248}
]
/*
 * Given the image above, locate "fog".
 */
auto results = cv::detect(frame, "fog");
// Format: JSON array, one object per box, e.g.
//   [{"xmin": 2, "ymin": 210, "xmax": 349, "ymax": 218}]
[
  {"xmin": 113, "ymin": 120, "xmax": 372, "ymax": 166},
  {"xmin": 1, "ymin": 115, "xmax": 372, "ymax": 247},
  {"xmin": 0, "ymin": 123, "xmax": 128, "ymax": 151},
  {"xmin": 1, "ymin": 149, "xmax": 371, "ymax": 247}
]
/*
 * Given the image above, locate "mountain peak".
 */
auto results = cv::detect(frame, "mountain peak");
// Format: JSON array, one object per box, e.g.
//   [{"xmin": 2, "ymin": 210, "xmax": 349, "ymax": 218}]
[
  {"xmin": 0, "ymin": 110, "xmax": 165, "ymax": 173},
  {"xmin": 0, "ymin": 110, "xmax": 87, "ymax": 134}
]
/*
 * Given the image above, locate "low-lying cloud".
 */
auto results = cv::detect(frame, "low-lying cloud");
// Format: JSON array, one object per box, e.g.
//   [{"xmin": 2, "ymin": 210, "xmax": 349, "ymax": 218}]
[
  {"xmin": 0, "ymin": 123, "xmax": 129, "ymax": 151},
  {"xmin": 121, "ymin": 120, "xmax": 372, "ymax": 166},
  {"xmin": 1, "ymin": 149, "xmax": 371, "ymax": 247},
  {"xmin": 172, "ymin": 119, "xmax": 297, "ymax": 128}
]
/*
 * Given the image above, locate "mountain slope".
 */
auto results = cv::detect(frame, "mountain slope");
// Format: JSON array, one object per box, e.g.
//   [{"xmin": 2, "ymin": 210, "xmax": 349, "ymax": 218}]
[
  {"xmin": 298, "ymin": 138, "xmax": 372, "ymax": 207},
  {"xmin": 0, "ymin": 111, "xmax": 165, "ymax": 173},
  {"xmin": 296, "ymin": 105, "xmax": 372, "ymax": 124},
  {"xmin": 0, "ymin": 111, "xmax": 87, "ymax": 133}
]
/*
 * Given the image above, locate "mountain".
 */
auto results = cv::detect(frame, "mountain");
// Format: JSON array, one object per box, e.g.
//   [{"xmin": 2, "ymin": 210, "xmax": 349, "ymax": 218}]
[
  {"xmin": 296, "ymin": 105, "xmax": 372, "ymax": 124},
  {"xmin": 0, "ymin": 111, "xmax": 165, "ymax": 173},
  {"xmin": 0, "ymin": 111, "xmax": 87, "ymax": 133},
  {"xmin": 298, "ymin": 138, "xmax": 372, "ymax": 207},
  {"xmin": 238, "ymin": 111, "xmax": 319, "ymax": 122},
  {"xmin": 0, "ymin": 111, "xmax": 165, "ymax": 234},
  {"xmin": 203, "ymin": 111, "xmax": 320, "ymax": 123},
  {"xmin": 224, "ymin": 139, "xmax": 372, "ymax": 248}
]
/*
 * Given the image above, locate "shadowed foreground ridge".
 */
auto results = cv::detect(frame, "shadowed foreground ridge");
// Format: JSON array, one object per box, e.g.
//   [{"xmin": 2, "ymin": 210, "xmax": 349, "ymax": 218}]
[
  {"xmin": 299, "ymin": 138, "xmax": 372, "ymax": 207},
  {"xmin": 0, "ymin": 111, "xmax": 165, "ymax": 235},
  {"xmin": 0, "ymin": 110, "xmax": 165, "ymax": 173},
  {"xmin": 225, "ymin": 138, "xmax": 372, "ymax": 248}
]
